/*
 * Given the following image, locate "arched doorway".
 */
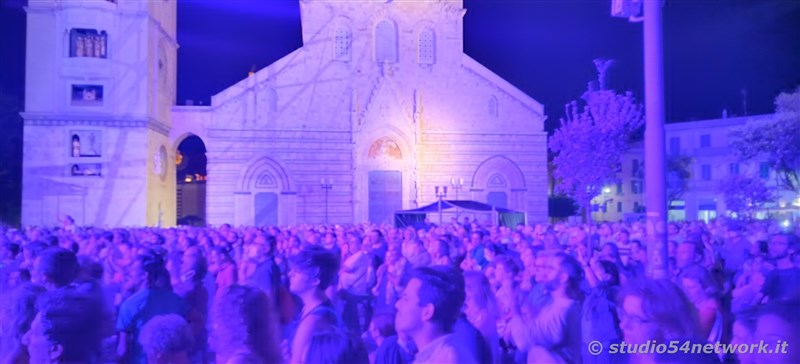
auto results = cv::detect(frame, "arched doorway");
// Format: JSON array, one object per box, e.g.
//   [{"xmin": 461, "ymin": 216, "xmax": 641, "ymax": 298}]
[
  {"xmin": 471, "ymin": 156, "xmax": 526, "ymax": 211},
  {"xmin": 176, "ymin": 135, "xmax": 207, "ymax": 226}
]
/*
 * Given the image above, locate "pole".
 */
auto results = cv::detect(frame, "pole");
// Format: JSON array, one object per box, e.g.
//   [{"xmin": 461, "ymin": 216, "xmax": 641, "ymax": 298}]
[
  {"xmin": 439, "ymin": 198, "xmax": 443, "ymax": 226},
  {"xmin": 643, "ymin": 0, "xmax": 669, "ymax": 279},
  {"xmin": 321, "ymin": 179, "xmax": 333, "ymax": 224}
]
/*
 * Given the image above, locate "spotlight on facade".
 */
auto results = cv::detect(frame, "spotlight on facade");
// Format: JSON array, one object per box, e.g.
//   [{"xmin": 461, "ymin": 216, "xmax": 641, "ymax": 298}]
[{"xmin": 603, "ymin": 187, "xmax": 612, "ymax": 194}]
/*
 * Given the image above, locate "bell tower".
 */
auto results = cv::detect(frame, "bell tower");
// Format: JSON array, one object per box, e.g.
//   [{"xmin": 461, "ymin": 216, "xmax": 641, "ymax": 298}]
[{"xmin": 21, "ymin": 0, "xmax": 178, "ymax": 227}]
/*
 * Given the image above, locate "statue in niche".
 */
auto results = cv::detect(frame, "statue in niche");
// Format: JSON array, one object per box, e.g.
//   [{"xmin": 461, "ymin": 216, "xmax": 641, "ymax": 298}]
[
  {"xmin": 98, "ymin": 32, "xmax": 107, "ymax": 58},
  {"xmin": 84, "ymin": 35, "xmax": 94, "ymax": 58},
  {"xmin": 75, "ymin": 37, "xmax": 85, "ymax": 57},
  {"xmin": 71, "ymin": 134, "xmax": 81, "ymax": 157},
  {"xmin": 368, "ymin": 137, "xmax": 402, "ymax": 160}
]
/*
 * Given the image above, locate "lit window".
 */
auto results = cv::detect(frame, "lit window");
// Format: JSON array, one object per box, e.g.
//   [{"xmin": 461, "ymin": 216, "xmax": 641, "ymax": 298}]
[
  {"xmin": 334, "ymin": 27, "xmax": 351, "ymax": 61},
  {"xmin": 418, "ymin": 30, "xmax": 435, "ymax": 64},
  {"xmin": 374, "ymin": 20, "xmax": 397, "ymax": 63}
]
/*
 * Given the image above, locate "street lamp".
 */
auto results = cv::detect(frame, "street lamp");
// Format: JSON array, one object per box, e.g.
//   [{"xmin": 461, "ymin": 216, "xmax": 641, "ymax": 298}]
[
  {"xmin": 450, "ymin": 177, "xmax": 465, "ymax": 200},
  {"xmin": 435, "ymin": 185, "xmax": 448, "ymax": 225},
  {"xmin": 601, "ymin": 186, "xmax": 613, "ymax": 221},
  {"xmin": 321, "ymin": 178, "xmax": 333, "ymax": 224}
]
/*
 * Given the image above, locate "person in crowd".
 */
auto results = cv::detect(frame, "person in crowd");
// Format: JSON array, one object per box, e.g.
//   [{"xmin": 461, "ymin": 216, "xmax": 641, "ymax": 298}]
[
  {"xmin": 208, "ymin": 246, "xmax": 237, "ymax": 299},
  {"xmin": 30, "ymin": 246, "xmax": 79, "ymax": 291},
  {"xmin": 730, "ymin": 307, "xmax": 759, "ymax": 364},
  {"xmin": 617, "ymin": 279, "xmax": 704, "ymax": 364},
  {"xmin": 672, "ymin": 239, "xmax": 705, "ymax": 280},
  {"xmin": 394, "ymin": 265, "xmax": 477, "ymax": 364},
  {"xmin": 22, "ymin": 287, "xmax": 104, "ymax": 364},
  {"xmin": 138, "ymin": 314, "xmax": 194, "ymax": 364},
  {"xmin": 0, "ymin": 283, "xmax": 46, "ymax": 364},
  {"xmin": 303, "ymin": 327, "xmax": 369, "ymax": 364},
  {"xmin": 287, "ymin": 245, "xmax": 342, "ymax": 364},
  {"xmin": 210, "ymin": 284, "xmax": 281, "ymax": 364},
  {"xmin": 678, "ymin": 265, "xmax": 724, "ymax": 342},
  {"xmin": 339, "ymin": 234, "xmax": 375, "ymax": 334},
  {"xmin": 117, "ymin": 251, "xmax": 188, "ymax": 364},
  {"xmin": 173, "ymin": 246, "xmax": 209, "ymax": 363},
  {"xmin": 365, "ymin": 311, "xmax": 397, "ymax": 362},
  {"xmin": 463, "ymin": 271, "xmax": 501, "ymax": 364},
  {"xmin": 578, "ymin": 249, "xmax": 621, "ymax": 364},
  {"xmin": 756, "ymin": 233, "xmax": 800, "ymax": 303},
  {"xmin": 508, "ymin": 252, "xmax": 583, "ymax": 364},
  {"xmin": 753, "ymin": 300, "xmax": 800, "ymax": 364}
]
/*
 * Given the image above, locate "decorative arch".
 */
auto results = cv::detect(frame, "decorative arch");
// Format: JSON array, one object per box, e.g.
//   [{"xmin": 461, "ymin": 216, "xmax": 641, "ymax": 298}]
[
  {"xmin": 471, "ymin": 155, "xmax": 526, "ymax": 211},
  {"xmin": 471, "ymin": 155, "xmax": 525, "ymax": 188},
  {"xmin": 239, "ymin": 156, "xmax": 293, "ymax": 192},
  {"xmin": 359, "ymin": 124, "xmax": 413, "ymax": 162},
  {"xmin": 368, "ymin": 137, "xmax": 403, "ymax": 160},
  {"xmin": 172, "ymin": 132, "xmax": 206, "ymax": 154}
]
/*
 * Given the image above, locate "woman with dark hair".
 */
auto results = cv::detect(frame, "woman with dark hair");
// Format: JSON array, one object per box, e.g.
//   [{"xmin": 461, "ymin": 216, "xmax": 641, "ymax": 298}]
[
  {"xmin": 678, "ymin": 265, "xmax": 724, "ymax": 343},
  {"xmin": 304, "ymin": 328, "xmax": 369, "ymax": 364},
  {"xmin": 116, "ymin": 251, "xmax": 188, "ymax": 364},
  {"xmin": 286, "ymin": 245, "xmax": 342, "ymax": 364},
  {"xmin": 210, "ymin": 284, "xmax": 281, "ymax": 364},
  {"xmin": 617, "ymin": 279, "xmax": 707, "ymax": 364},
  {"xmin": 208, "ymin": 246, "xmax": 237, "ymax": 300}
]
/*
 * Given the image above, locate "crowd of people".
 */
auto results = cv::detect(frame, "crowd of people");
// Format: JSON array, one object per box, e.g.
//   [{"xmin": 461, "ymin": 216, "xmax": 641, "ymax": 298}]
[{"xmin": 0, "ymin": 216, "xmax": 798, "ymax": 364}]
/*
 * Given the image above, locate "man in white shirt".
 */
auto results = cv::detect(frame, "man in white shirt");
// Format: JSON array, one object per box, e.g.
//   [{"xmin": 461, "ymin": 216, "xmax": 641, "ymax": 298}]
[{"xmin": 395, "ymin": 266, "xmax": 478, "ymax": 364}]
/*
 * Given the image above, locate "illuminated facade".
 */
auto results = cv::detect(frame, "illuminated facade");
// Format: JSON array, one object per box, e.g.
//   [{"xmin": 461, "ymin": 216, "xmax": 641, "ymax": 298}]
[{"xmin": 22, "ymin": 0, "xmax": 548, "ymax": 227}]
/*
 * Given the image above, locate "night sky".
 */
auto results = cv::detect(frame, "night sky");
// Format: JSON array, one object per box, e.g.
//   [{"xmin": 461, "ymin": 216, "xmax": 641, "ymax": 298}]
[
  {"xmin": 170, "ymin": 0, "xmax": 800, "ymax": 128},
  {"xmin": 0, "ymin": 0, "xmax": 799, "ymax": 224}
]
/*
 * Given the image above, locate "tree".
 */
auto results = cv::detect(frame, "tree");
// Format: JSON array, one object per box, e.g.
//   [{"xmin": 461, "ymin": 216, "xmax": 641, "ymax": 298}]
[
  {"xmin": 666, "ymin": 154, "xmax": 693, "ymax": 208},
  {"xmin": 549, "ymin": 60, "xmax": 644, "ymax": 223},
  {"xmin": 730, "ymin": 86, "xmax": 800, "ymax": 193},
  {"xmin": 717, "ymin": 175, "xmax": 773, "ymax": 220}
]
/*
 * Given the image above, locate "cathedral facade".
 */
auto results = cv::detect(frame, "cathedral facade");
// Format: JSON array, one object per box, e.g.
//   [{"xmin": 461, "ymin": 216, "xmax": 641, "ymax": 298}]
[{"xmin": 21, "ymin": 0, "xmax": 549, "ymax": 227}]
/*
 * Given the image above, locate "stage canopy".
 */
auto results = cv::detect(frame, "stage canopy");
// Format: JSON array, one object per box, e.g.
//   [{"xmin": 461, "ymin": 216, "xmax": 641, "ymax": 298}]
[{"xmin": 394, "ymin": 200, "xmax": 526, "ymax": 228}]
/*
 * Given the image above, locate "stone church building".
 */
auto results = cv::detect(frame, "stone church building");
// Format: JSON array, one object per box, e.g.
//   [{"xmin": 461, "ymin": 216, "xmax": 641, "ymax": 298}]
[{"xmin": 21, "ymin": 0, "xmax": 548, "ymax": 227}]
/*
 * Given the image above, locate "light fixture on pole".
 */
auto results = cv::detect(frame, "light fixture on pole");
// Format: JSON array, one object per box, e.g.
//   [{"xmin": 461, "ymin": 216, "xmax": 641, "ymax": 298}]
[
  {"xmin": 435, "ymin": 185, "xmax": 448, "ymax": 226},
  {"xmin": 321, "ymin": 178, "xmax": 333, "ymax": 223},
  {"xmin": 450, "ymin": 177, "xmax": 464, "ymax": 200}
]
